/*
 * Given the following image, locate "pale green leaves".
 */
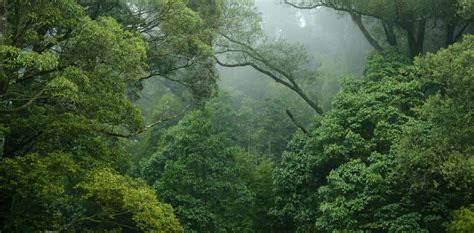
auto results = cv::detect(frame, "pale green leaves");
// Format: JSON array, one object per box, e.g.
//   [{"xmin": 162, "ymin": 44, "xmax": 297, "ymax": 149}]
[
  {"xmin": 68, "ymin": 16, "xmax": 147, "ymax": 80},
  {"xmin": 0, "ymin": 45, "xmax": 58, "ymax": 72},
  {"xmin": 0, "ymin": 153, "xmax": 182, "ymax": 232},
  {"xmin": 459, "ymin": 0, "xmax": 474, "ymax": 19},
  {"xmin": 446, "ymin": 205, "xmax": 474, "ymax": 233},
  {"xmin": 78, "ymin": 168, "xmax": 183, "ymax": 232}
]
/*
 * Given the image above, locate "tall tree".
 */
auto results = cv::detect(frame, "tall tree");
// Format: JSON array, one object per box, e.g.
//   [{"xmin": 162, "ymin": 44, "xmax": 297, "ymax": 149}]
[
  {"xmin": 272, "ymin": 51, "xmax": 422, "ymax": 231},
  {"xmin": 273, "ymin": 35, "xmax": 474, "ymax": 232},
  {"xmin": 215, "ymin": 0, "xmax": 325, "ymax": 114},
  {"xmin": 285, "ymin": 0, "xmax": 473, "ymax": 58},
  {"xmin": 0, "ymin": 0, "xmax": 184, "ymax": 230},
  {"xmin": 141, "ymin": 96, "xmax": 256, "ymax": 232},
  {"xmin": 78, "ymin": 0, "xmax": 220, "ymax": 103}
]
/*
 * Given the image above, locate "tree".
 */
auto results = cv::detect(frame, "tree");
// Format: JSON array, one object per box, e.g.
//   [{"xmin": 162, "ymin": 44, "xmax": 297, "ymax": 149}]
[
  {"xmin": 234, "ymin": 92, "xmax": 313, "ymax": 161},
  {"xmin": 0, "ymin": 0, "xmax": 186, "ymax": 230},
  {"xmin": 272, "ymin": 51, "xmax": 422, "ymax": 231},
  {"xmin": 234, "ymin": 149, "xmax": 277, "ymax": 232},
  {"xmin": 215, "ymin": 0, "xmax": 325, "ymax": 114},
  {"xmin": 316, "ymin": 154, "xmax": 425, "ymax": 231},
  {"xmin": 0, "ymin": 1, "xmax": 147, "ymax": 162},
  {"xmin": 446, "ymin": 205, "xmax": 474, "ymax": 233},
  {"xmin": 274, "ymin": 35, "xmax": 474, "ymax": 232},
  {"xmin": 0, "ymin": 153, "xmax": 182, "ymax": 232},
  {"xmin": 77, "ymin": 0, "xmax": 220, "ymax": 103},
  {"xmin": 316, "ymin": 36, "xmax": 474, "ymax": 232},
  {"xmin": 141, "ymin": 96, "xmax": 256, "ymax": 232},
  {"xmin": 459, "ymin": 0, "xmax": 474, "ymax": 19},
  {"xmin": 285, "ymin": 0, "xmax": 473, "ymax": 58},
  {"xmin": 393, "ymin": 35, "xmax": 474, "ymax": 231}
]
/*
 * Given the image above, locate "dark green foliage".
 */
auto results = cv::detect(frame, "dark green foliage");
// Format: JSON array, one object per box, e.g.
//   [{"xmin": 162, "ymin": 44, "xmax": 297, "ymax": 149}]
[
  {"xmin": 393, "ymin": 35, "xmax": 474, "ymax": 231},
  {"xmin": 1, "ymin": 0, "xmax": 472, "ymax": 232},
  {"xmin": 273, "ymin": 36, "xmax": 474, "ymax": 232},
  {"xmin": 0, "ymin": 0, "xmax": 195, "ymax": 231},
  {"xmin": 317, "ymin": 153, "xmax": 425, "ymax": 231},
  {"xmin": 273, "ymin": 51, "xmax": 421, "ymax": 231},
  {"xmin": 141, "ymin": 96, "xmax": 256, "ymax": 232}
]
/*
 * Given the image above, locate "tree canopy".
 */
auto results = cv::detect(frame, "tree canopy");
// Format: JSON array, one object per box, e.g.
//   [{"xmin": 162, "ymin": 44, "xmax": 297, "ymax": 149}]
[
  {"xmin": 285, "ymin": 0, "xmax": 474, "ymax": 58},
  {"xmin": 0, "ymin": 0, "xmax": 472, "ymax": 232}
]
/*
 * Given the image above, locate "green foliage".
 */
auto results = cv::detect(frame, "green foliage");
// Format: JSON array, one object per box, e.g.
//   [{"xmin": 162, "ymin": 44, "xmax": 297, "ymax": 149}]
[
  {"xmin": 0, "ymin": 153, "xmax": 79, "ymax": 231},
  {"xmin": 235, "ymin": 150, "xmax": 276, "ymax": 231},
  {"xmin": 0, "ymin": 0, "xmax": 185, "ymax": 231},
  {"xmin": 317, "ymin": 154, "xmax": 425, "ymax": 232},
  {"xmin": 1, "ymin": 8, "xmax": 147, "ymax": 165},
  {"xmin": 272, "ymin": 51, "xmax": 420, "ymax": 231},
  {"xmin": 78, "ymin": 168, "xmax": 182, "ymax": 232},
  {"xmin": 141, "ymin": 96, "xmax": 256, "ymax": 232},
  {"xmin": 274, "ymin": 35, "xmax": 474, "ymax": 232},
  {"xmin": 446, "ymin": 205, "xmax": 474, "ymax": 233},
  {"xmin": 459, "ymin": 0, "xmax": 474, "ymax": 19},
  {"xmin": 0, "ymin": 153, "xmax": 182, "ymax": 232},
  {"xmin": 79, "ymin": 0, "xmax": 219, "ymax": 102},
  {"xmin": 393, "ymin": 35, "xmax": 474, "ymax": 231},
  {"xmin": 1, "ymin": 1, "xmax": 472, "ymax": 232}
]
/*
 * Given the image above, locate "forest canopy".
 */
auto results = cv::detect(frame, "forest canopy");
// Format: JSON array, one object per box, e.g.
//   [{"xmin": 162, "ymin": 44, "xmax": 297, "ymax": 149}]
[{"xmin": 0, "ymin": 0, "xmax": 473, "ymax": 232}]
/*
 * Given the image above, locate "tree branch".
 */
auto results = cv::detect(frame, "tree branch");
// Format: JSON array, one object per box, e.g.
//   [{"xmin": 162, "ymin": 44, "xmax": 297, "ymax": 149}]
[
  {"xmin": 454, "ymin": 22, "xmax": 471, "ymax": 43},
  {"xmin": 101, "ymin": 105, "xmax": 190, "ymax": 138},
  {"xmin": 216, "ymin": 33, "xmax": 324, "ymax": 114},
  {"xmin": 0, "ymin": 88, "xmax": 48, "ymax": 113},
  {"xmin": 283, "ymin": 0, "xmax": 322, "ymax": 9},
  {"xmin": 286, "ymin": 109, "xmax": 309, "ymax": 135},
  {"xmin": 350, "ymin": 13, "xmax": 384, "ymax": 52}
]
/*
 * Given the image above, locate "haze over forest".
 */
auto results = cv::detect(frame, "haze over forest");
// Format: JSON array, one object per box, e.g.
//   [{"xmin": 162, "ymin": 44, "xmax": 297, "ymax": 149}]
[{"xmin": 1, "ymin": 0, "xmax": 473, "ymax": 232}]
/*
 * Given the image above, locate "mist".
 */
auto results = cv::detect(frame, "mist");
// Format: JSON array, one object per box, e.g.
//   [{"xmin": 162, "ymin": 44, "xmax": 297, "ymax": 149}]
[
  {"xmin": 2, "ymin": 0, "xmax": 472, "ymax": 232},
  {"xmin": 218, "ymin": 0, "xmax": 372, "ymax": 108}
]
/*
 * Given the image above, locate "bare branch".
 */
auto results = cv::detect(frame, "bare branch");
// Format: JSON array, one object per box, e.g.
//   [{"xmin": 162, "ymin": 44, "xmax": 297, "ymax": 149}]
[
  {"xmin": 215, "ymin": 33, "xmax": 324, "ymax": 114},
  {"xmin": 214, "ymin": 56, "xmax": 296, "ymax": 93},
  {"xmin": 286, "ymin": 109, "xmax": 309, "ymax": 135},
  {"xmin": 283, "ymin": 0, "xmax": 322, "ymax": 9}
]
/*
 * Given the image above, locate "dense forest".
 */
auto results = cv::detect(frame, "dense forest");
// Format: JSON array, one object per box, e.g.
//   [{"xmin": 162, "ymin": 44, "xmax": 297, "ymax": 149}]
[{"xmin": 0, "ymin": 0, "xmax": 473, "ymax": 232}]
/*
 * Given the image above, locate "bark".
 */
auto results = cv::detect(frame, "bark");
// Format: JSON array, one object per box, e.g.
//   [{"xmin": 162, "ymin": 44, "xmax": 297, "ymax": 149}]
[
  {"xmin": 406, "ymin": 20, "xmax": 426, "ymax": 59},
  {"xmin": 215, "ymin": 57, "xmax": 324, "ymax": 115},
  {"xmin": 407, "ymin": 30, "xmax": 417, "ymax": 59},
  {"xmin": 454, "ymin": 22, "xmax": 471, "ymax": 43},
  {"xmin": 446, "ymin": 23, "xmax": 456, "ymax": 47},
  {"xmin": 350, "ymin": 13, "xmax": 384, "ymax": 52},
  {"xmin": 416, "ymin": 19, "xmax": 426, "ymax": 54},
  {"xmin": 286, "ymin": 109, "xmax": 309, "ymax": 135},
  {"xmin": 0, "ymin": 131, "xmax": 4, "ymax": 157},
  {"xmin": 383, "ymin": 22, "xmax": 398, "ymax": 46}
]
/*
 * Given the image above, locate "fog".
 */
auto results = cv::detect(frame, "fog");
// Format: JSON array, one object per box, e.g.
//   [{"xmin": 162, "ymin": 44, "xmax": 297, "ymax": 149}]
[{"xmin": 218, "ymin": 0, "xmax": 372, "ymax": 106}]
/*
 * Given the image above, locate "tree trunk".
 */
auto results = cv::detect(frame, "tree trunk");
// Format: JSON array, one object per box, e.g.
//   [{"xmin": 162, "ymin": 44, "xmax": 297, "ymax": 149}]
[
  {"xmin": 446, "ymin": 22, "xmax": 456, "ymax": 47},
  {"xmin": 383, "ymin": 22, "xmax": 398, "ymax": 46},
  {"xmin": 0, "ymin": 131, "xmax": 4, "ymax": 157},
  {"xmin": 350, "ymin": 13, "xmax": 384, "ymax": 52},
  {"xmin": 292, "ymin": 84, "xmax": 324, "ymax": 115},
  {"xmin": 406, "ymin": 20, "xmax": 425, "ymax": 59},
  {"xmin": 416, "ymin": 19, "xmax": 426, "ymax": 54}
]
